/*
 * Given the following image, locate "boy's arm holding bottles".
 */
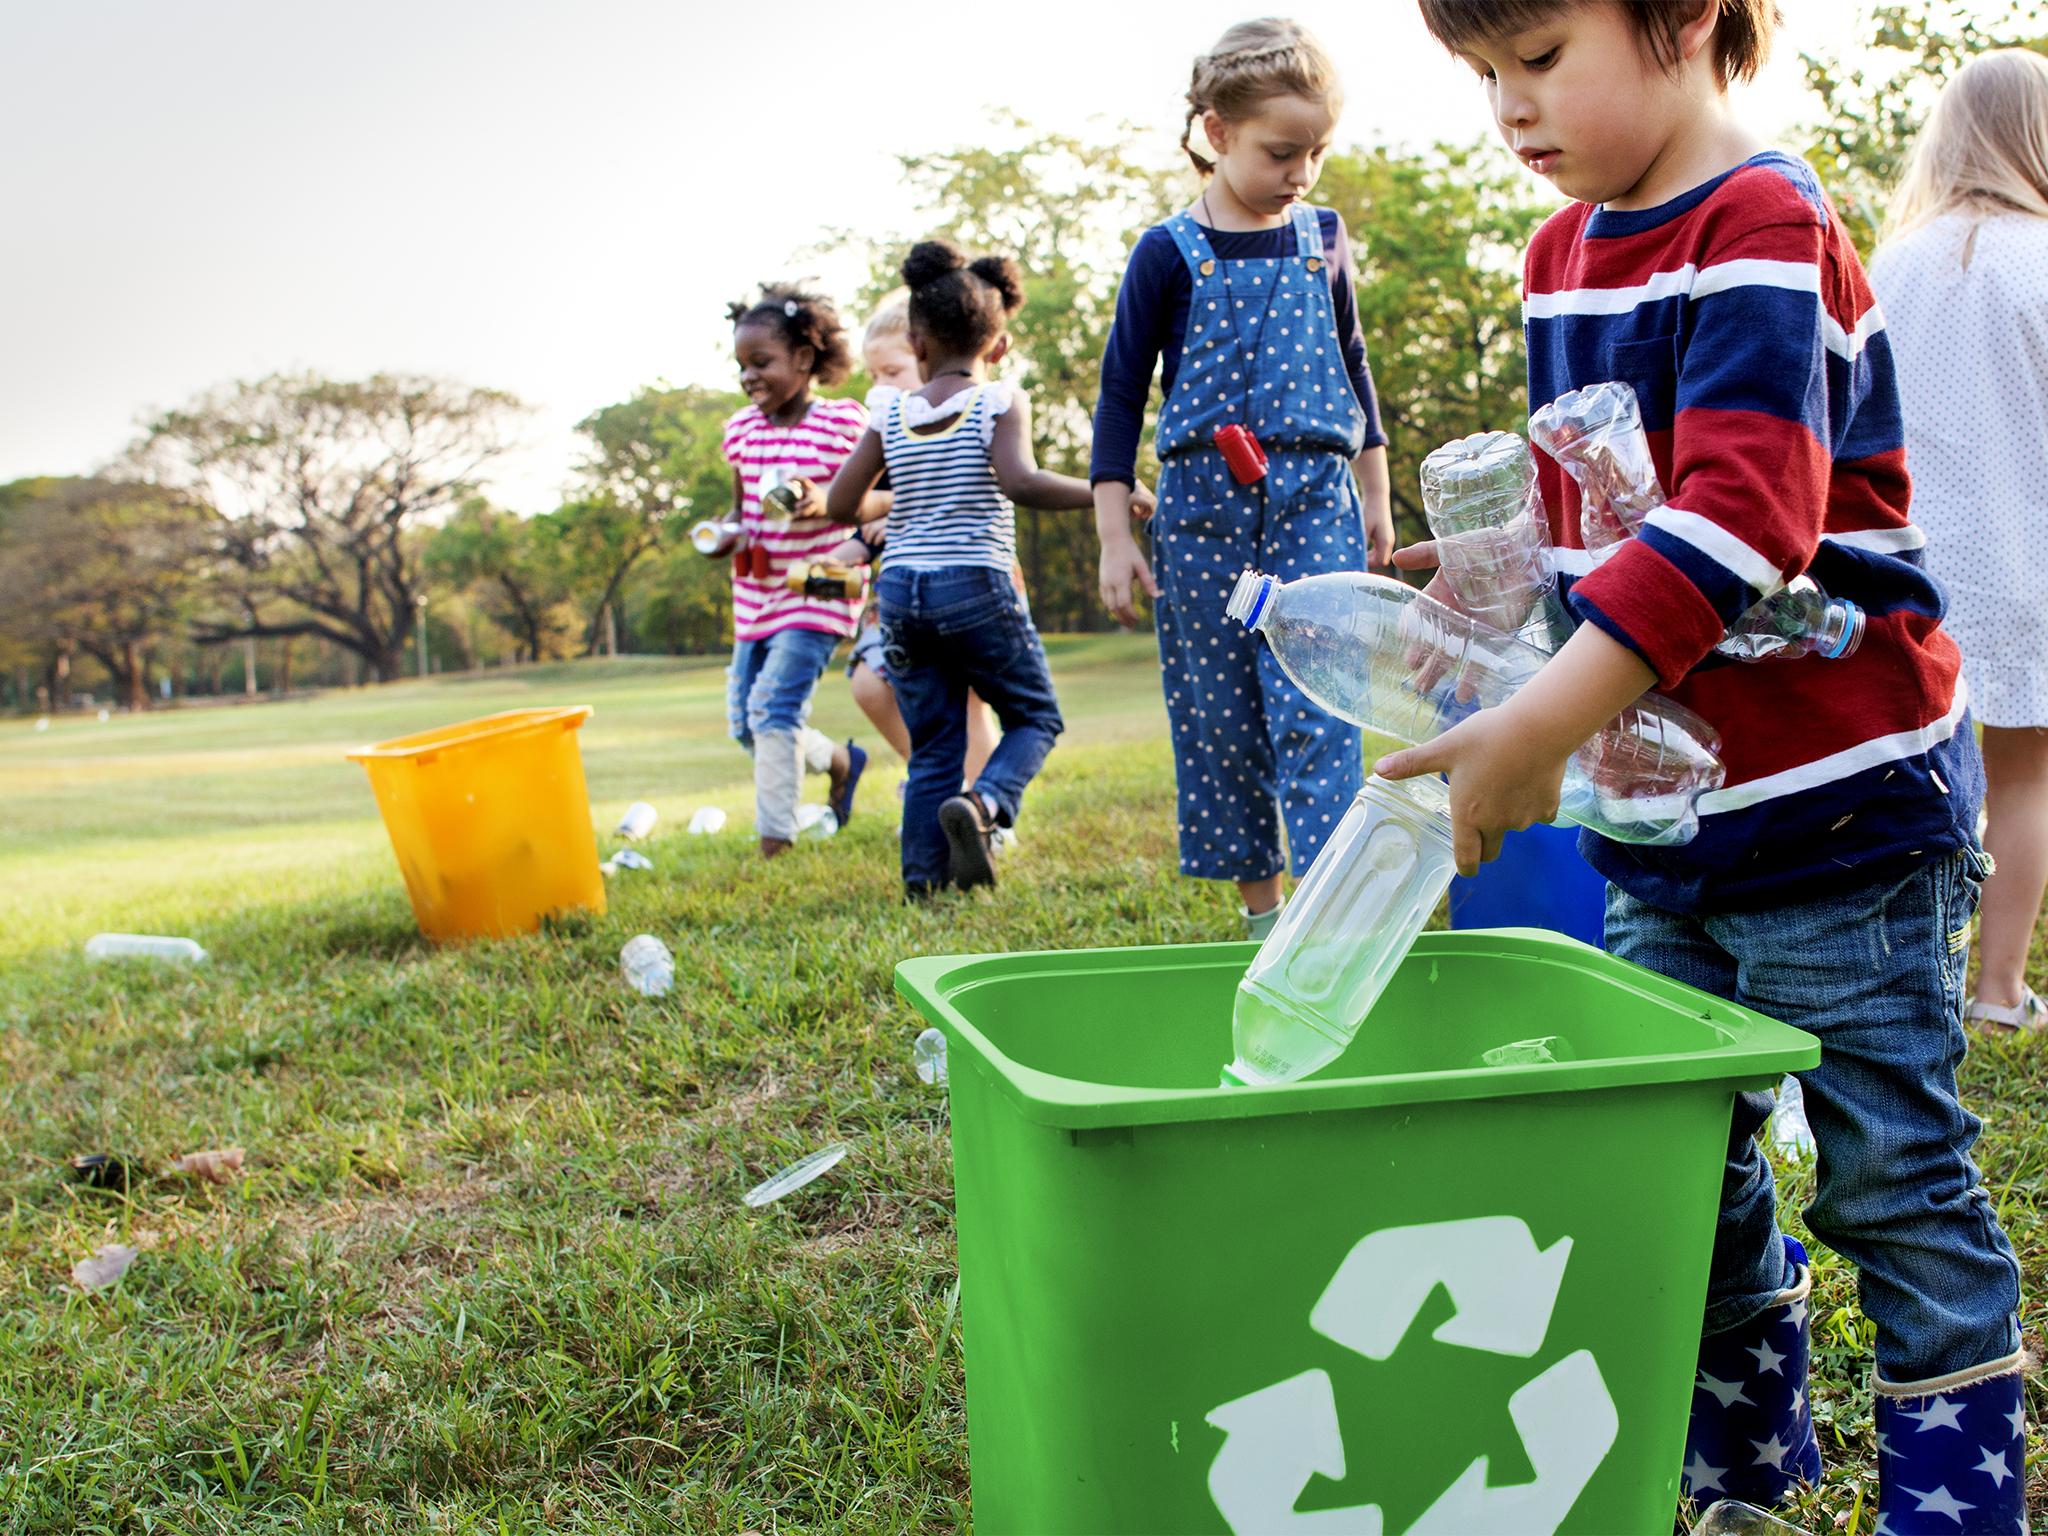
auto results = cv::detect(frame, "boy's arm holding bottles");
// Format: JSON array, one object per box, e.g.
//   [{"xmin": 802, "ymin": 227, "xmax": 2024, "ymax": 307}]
[{"xmin": 1374, "ymin": 613, "xmax": 1656, "ymax": 877}]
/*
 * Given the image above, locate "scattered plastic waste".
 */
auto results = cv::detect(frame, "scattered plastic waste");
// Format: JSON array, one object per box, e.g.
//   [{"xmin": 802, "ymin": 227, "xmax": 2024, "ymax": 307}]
[
  {"xmin": 619, "ymin": 934, "xmax": 674, "ymax": 996},
  {"xmin": 601, "ymin": 848, "xmax": 654, "ymax": 877},
  {"xmin": 913, "ymin": 1027, "xmax": 949, "ymax": 1086},
  {"xmin": 67, "ymin": 1153, "xmax": 130, "ymax": 1192},
  {"xmin": 616, "ymin": 801, "xmax": 658, "ymax": 840},
  {"xmin": 688, "ymin": 806, "xmax": 727, "ymax": 835},
  {"xmin": 84, "ymin": 933, "xmax": 209, "ymax": 964},
  {"xmin": 96, "ymin": 708, "xmax": 110, "ymax": 723},
  {"xmin": 990, "ymin": 825, "xmax": 1018, "ymax": 856},
  {"xmin": 1771, "ymin": 1073, "xmax": 1816, "ymax": 1161},
  {"xmin": 794, "ymin": 804, "xmax": 840, "ymax": 839},
  {"xmin": 71, "ymin": 1243, "xmax": 138, "ymax": 1291},
  {"xmin": 1694, "ymin": 1500, "xmax": 1809, "ymax": 1535},
  {"xmin": 34, "ymin": 716, "xmax": 50, "ymax": 732},
  {"xmin": 169, "ymin": 1147, "xmax": 245, "ymax": 1184},
  {"xmin": 1479, "ymin": 1035, "xmax": 1574, "ymax": 1068},
  {"xmin": 743, "ymin": 1142, "xmax": 850, "ymax": 1208}
]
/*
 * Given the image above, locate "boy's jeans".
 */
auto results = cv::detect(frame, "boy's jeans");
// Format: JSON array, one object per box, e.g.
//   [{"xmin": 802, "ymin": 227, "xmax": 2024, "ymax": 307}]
[
  {"xmin": 877, "ymin": 566, "xmax": 1064, "ymax": 889},
  {"xmin": 728, "ymin": 628, "xmax": 839, "ymax": 842},
  {"xmin": 1608, "ymin": 844, "xmax": 2021, "ymax": 1382}
]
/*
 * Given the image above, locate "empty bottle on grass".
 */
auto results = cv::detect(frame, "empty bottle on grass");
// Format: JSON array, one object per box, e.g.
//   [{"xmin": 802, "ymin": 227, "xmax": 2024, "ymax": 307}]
[
  {"xmin": 1529, "ymin": 382, "xmax": 1865, "ymax": 661},
  {"xmin": 619, "ymin": 934, "xmax": 674, "ymax": 996},
  {"xmin": 85, "ymin": 933, "xmax": 208, "ymax": 964}
]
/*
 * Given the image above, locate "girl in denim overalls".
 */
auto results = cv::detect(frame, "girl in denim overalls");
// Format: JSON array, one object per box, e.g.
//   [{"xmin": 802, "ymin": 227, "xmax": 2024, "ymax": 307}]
[{"xmin": 1093, "ymin": 17, "xmax": 1395, "ymax": 936}]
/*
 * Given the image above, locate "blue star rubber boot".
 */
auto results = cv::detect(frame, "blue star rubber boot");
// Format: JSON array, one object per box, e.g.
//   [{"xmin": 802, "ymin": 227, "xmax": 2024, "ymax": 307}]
[
  {"xmin": 1873, "ymin": 1355, "xmax": 2025, "ymax": 1535},
  {"xmin": 1681, "ymin": 1235, "xmax": 1823, "ymax": 1509}
]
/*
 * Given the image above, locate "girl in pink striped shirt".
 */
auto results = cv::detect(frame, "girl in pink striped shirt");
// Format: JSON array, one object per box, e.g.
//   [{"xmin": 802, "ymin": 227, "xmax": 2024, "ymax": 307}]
[{"xmin": 721, "ymin": 284, "xmax": 885, "ymax": 857}]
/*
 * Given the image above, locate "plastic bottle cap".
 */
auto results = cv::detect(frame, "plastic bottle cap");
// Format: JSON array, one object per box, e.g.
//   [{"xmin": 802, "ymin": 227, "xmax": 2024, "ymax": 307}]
[{"xmin": 1224, "ymin": 569, "xmax": 1274, "ymax": 630}]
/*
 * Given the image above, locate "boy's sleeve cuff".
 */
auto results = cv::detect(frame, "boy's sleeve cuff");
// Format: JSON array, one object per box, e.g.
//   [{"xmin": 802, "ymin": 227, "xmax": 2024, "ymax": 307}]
[{"xmin": 1568, "ymin": 540, "xmax": 1728, "ymax": 690}]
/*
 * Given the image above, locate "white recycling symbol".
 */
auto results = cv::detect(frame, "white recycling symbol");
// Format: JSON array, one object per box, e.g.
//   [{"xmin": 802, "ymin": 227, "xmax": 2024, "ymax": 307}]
[{"xmin": 1205, "ymin": 1216, "xmax": 1618, "ymax": 1534}]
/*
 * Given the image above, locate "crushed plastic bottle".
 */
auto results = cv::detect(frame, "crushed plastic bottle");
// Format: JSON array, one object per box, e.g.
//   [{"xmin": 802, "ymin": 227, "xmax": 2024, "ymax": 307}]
[
  {"xmin": 85, "ymin": 933, "xmax": 209, "ymax": 964},
  {"xmin": 913, "ymin": 1027, "xmax": 949, "ymax": 1086},
  {"xmin": 1770, "ymin": 1073, "xmax": 1816, "ymax": 1161},
  {"xmin": 1529, "ymin": 382, "xmax": 1865, "ymax": 661},
  {"xmin": 794, "ymin": 804, "xmax": 840, "ymax": 839},
  {"xmin": 618, "ymin": 934, "xmax": 674, "ymax": 996},
  {"xmin": 616, "ymin": 802, "xmax": 658, "ymax": 840},
  {"xmin": 1228, "ymin": 567, "xmax": 1726, "ymax": 846},
  {"xmin": 687, "ymin": 806, "xmax": 727, "ymax": 835},
  {"xmin": 1420, "ymin": 430, "xmax": 1557, "ymax": 638},
  {"xmin": 601, "ymin": 849, "xmax": 653, "ymax": 877},
  {"xmin": 1694, "ymin": 1500, "xmax": 1809, "ymax": 1535},
  {"xmin": 1479, "ymin": 1034, "xmax": 1574, "ymax": 1068},
  {"xmin": 1225, "ymin": 775, "xmax": 1456, "ymax": 1086}
]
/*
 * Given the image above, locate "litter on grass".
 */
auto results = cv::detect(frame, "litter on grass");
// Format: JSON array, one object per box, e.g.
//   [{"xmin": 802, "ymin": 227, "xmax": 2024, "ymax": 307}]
[{"xmin": 743, "ymin": 1142, "xmax": 850, "ymax": 1208}]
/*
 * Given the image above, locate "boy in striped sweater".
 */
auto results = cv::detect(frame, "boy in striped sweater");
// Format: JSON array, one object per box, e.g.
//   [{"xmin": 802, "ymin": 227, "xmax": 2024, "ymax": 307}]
[{"xmin": 1386, "ymin": 2, "xmax": 2023, "ymax": 1526}]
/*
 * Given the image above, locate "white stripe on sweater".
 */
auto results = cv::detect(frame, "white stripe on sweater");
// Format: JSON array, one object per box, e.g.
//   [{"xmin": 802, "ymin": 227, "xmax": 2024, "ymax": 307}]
[{"xmin": 1700, "ymin": 679, "xmax": 1969, "ymax": 815}]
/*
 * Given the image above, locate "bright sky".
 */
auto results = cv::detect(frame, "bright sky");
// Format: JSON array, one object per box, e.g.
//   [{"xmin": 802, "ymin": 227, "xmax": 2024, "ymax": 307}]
[{"xmin": 0, "ymin": 0, "xmax": 1914, "ymax": 511}]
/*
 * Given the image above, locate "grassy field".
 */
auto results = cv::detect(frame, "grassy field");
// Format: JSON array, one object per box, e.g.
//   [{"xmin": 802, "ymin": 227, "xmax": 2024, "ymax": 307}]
[{"xmin": 2, "ymin": 644, "xmax": 2043, "ymax": 1532}]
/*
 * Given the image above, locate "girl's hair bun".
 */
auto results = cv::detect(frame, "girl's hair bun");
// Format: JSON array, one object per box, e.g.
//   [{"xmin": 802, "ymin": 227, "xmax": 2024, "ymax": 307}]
[
  {"xmin": 901, "ymin": 239, "xmax": 967, "ymax": 290},
  {"xmin": 967, "ymin": 254, "xmax": 1026, "ymax": 314}
]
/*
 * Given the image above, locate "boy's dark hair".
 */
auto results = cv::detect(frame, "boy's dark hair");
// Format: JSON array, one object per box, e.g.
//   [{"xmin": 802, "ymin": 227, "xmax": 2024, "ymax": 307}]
[
  {"xmin": 726, "ymin": 283, "xmax": 853, "ymax": 387},
  {"xmin": 1418, "ymin": 0, "xmax": 1779, "ymax": 87},
  {"xmin": 900, "ymin": 239, "xmax": 1025, "ymax": 357}
]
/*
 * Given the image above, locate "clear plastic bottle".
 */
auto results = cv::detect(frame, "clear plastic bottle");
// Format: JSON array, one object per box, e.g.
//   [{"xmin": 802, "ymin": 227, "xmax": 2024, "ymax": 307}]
[
  {"xmin": 619, "ymin": 934, "xmax": 674, "ymax": 996},
  {"xmin": 616, "ymin": 801, "xmax": 658, "ymax": 840},
  {"xmin": 1420, "ymin": 430, "xmax": 1557, "ymax": 639},
  {"xmin": 84, "ymin": 933, "xmax": 208, "ymax": 964},
  {"xmin": 1529, "ymin": 382, "xmax": 1865, "ymax": 661},
  {"xmin": 1224, "ymin": 775, "xmax": 1457, "ymax": 1086},
  {"xmin": 1770, "ymin": 1073, "xmax": 1816, "ymax": 1161},
  {"xmin": 794, "ymin": 804, "xmax": 840, "ymax": 839},
  {"xmin": 913, "ymin": 1027, "xmax": 949, "ymax": 1086},
  {"xmin": 1227, "ymin": 567, "xmax": 1726, "ymax": 847}
]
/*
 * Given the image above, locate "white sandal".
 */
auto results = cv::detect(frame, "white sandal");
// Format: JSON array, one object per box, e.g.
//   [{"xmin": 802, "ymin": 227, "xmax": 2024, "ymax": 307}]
[{"xmin": 1965, "ymin": 987, "xmax": 2048, "ymax": 1034}]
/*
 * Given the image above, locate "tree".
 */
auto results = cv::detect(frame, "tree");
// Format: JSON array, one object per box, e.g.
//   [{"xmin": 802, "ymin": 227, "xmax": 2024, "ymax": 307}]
[
  {"xmin": 566, "ymin": 384, "xmax": 739, "ymax": 655},
  {"xmin": 130, "ymin": 373, "xmax": 525, "ymax": 682},
  {"xmin": 0, "ymin": 477, "xmax": 218, "ymax": 710},
  {"xmin": 424, "ymin": 498, "xmax": 577, "ymax": 663},
  {"xmin": 1317, "ymin": 142, "xmax": 1552, "ymax": 547},
  {"xmin": 1801, "ymin": 0, "xmax": 2048, "ymax": 255}
]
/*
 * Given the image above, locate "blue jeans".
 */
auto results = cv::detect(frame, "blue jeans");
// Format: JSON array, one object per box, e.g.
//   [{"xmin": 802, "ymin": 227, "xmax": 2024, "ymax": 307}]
[
  {"xmin": 1607, "ymin": 845, "xmax": 2020, "ymax": 1381},
  {"xmin": 727, "ymin": 627, "xmax": 840, "ymax": 842},
  {"xmin": 727, "ymin": 627, "xmax": 839, "ymax": 747},
  {"xmin": 878, "ymin": 566, "xmax": 1064, "ymax": 889}
]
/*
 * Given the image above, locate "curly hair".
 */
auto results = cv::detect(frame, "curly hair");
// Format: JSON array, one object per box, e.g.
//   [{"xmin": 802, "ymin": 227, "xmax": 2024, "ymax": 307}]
[
  {"xmin": 899, "ymin": 239, "xmax": 1025, "ymax": 358},
  {"xmin": 726, "ymin": 282, "xmax": 853, "ymax": 387},
  {"xmin": 1181, "ymin": 18, "xmax": 1343, "ymax": 176}
]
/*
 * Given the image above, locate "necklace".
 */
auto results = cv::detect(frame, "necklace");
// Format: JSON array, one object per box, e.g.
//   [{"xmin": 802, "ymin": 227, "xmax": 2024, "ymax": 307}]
[{"xmin": 930, "ymin": 369, "xmax": 973, "ymax": 381}]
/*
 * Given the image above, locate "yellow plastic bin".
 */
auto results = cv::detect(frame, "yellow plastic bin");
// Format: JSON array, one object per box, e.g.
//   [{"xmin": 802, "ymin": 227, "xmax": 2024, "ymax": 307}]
[{"xmin": 347, "ymin": 706, "xmax": 606, "ymax": 942}]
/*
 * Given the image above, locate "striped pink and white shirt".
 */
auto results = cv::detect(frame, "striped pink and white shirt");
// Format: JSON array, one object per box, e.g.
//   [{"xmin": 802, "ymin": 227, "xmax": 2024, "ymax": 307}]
[{"xmin": 722, "ymin": 396, "xmax": 868, "ymax": 642}]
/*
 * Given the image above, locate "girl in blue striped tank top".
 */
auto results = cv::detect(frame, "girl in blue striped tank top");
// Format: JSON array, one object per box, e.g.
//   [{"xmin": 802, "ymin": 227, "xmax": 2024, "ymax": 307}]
[{"xmin": 830, "ymin": 239, "xmax": 1154, "ymax": 897}]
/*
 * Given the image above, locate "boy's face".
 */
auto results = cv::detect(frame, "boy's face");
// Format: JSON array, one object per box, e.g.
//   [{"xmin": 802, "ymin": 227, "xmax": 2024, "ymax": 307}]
[
  {"xmin": 1454, "ymin": 5, "xmax": 1690, "ymax": 207},
  {"xmin": 864, "ymin": 334, "xmax": 922, "ymax": 392}
]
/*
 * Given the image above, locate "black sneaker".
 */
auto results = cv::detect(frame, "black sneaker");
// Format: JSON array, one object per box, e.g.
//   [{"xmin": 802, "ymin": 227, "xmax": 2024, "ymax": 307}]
[{"xmin": 938, "ymin": 795, "xmax": 998, "ymax": 890}]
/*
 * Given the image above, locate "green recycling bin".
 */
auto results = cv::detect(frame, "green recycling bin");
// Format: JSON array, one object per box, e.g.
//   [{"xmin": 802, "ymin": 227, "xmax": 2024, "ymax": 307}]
[{"xmin": 895, "ymin": 928, "xmax": 1819, "ymax": 1536}]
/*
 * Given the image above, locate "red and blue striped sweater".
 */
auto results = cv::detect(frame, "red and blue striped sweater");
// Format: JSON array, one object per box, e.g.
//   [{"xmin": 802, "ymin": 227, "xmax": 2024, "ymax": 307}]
[{"xmin": 1526, "ymin": 150, "xmax": 1981, "ymax": 912}]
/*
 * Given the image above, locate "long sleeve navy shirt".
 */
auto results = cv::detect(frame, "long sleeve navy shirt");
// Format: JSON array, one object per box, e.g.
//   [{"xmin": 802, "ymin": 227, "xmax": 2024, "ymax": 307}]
[{"xmin": 1090, "ymin": 207, "xmax": 1389, "ymax": 485}]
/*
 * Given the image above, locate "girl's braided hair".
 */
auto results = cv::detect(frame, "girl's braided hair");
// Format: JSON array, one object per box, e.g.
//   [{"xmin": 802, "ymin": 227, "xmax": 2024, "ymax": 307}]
[
  {"xmin": 1181, "ymin": 17, "xmax": 1342, "ymax": 176},
  {"xmin": 726, "ymin": 282, "xmax": 853, "ymax": 387},
  {"xmin": 900, "ymin": 238, "xmax": 1025, "ymax": 357}
]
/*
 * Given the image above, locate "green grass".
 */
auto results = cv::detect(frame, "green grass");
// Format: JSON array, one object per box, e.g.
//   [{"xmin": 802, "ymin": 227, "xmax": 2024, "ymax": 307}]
[{"xmin": 1, "ymin": 644, "xmax": 2043, "ymax": 1531}]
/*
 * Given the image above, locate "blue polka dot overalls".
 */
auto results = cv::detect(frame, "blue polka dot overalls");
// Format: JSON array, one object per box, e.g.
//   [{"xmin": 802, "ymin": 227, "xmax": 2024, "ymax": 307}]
[{"xmin": 1153, "ymin": 203, "xmax": 1368, "ymax": 881}]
